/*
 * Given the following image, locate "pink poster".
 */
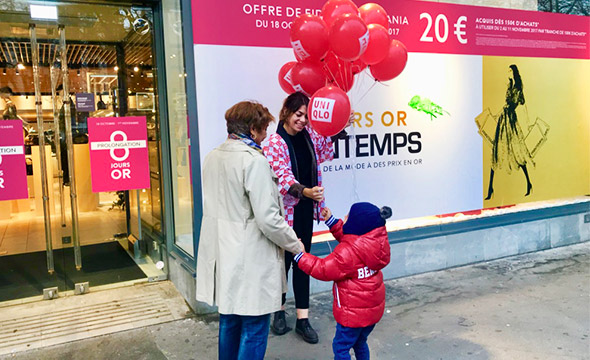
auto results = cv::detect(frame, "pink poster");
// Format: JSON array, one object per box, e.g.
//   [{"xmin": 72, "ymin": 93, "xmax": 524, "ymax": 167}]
[
  {"xmin": 0, "ymin": 120, "xmax": 28, "ymax": 201},
  {"xmin": 192, "ymin": 0, "xmax": 589, "ymax": 59},
  {"xmin": 88, "ymin": 116, "xmax": 150, "ymax": 193}
]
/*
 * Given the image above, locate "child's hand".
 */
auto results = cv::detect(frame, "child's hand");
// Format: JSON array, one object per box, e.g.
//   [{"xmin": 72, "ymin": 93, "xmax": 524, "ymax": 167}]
[{"xmin": 321, "ymin": 207, "xmax": 332, "ymax": 221}]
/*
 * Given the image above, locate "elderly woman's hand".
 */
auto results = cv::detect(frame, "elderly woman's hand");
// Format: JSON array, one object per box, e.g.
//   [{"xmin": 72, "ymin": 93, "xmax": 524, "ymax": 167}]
[
  {"xmin": 299, "ymin": 240, "xmax": 305, "ymax": 253},
  {"xmin": 303, "ymin": 186, "xmax": 324, "ymax": 202},
  {"xmin": 291, "ymin": 239, "xmax": 305, "ymax": 255}
]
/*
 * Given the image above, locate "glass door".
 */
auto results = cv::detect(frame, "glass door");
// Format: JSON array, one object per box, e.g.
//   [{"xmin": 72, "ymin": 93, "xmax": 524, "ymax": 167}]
[{"xmin": 0, "ymin": 1, "xmax": 166, "ymax": 303}]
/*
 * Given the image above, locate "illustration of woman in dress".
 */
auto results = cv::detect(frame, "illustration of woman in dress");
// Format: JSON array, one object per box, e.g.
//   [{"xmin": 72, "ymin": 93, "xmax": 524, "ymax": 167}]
[{"xmin": 485, "ymin": 64, "xmax": 533, "ymax": 200}]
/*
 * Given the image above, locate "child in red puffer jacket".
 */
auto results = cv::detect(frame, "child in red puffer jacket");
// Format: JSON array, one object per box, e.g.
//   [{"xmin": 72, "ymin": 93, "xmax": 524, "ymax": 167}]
[{"xmin": 294, "ymin": 202, "xmax": 391, "ymax": 360}]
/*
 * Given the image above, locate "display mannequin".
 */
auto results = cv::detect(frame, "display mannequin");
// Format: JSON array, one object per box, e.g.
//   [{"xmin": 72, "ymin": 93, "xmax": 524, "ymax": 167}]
[
  {"xmin": 57, "ymin": 85, "xmax": 77, "ymax": 186},
  {"xmin": 0, "ymin": 86, "xmax": 29, "ymax": 136}
]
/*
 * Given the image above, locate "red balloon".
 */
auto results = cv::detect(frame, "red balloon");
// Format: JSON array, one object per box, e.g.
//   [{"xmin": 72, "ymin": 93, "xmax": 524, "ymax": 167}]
[
  {"xmin": 291, "ymin": 61, "xmax": 327, "ymax": 97},
  {"xmin": 323, "ymin": 52, "xmax": 354, "ymax": 92},
  {"xmin": 360, "ymin": 24, "xmax": 390, "ymax": 65},
  {"xmin": 290, "ymin": 14, "xmax": 329, "ymax": 62},
  {"xmin": 308, "ymin": 86, "xmax": 351, "ymax": 137},
  {"xmin": 329, "ymin": 14, "xmax": 369, "ymax": 61},
  {"xmin": 359, "ymin": 3, "xmax": 389, "ymax": 29},
  {"xmin": 322, "ymin": 0, "xmax": 359, "ymax": 28},
  {"xmin": 370, "ymin": 39, "xmax": 408, "ymax": 82},
  {"xmin": 351, "ymin": 58, "xmax": 367, "ymax": 74},
  {"xmin": 278, "ymin": 61, "xmax": 297, "ymax": 94}
]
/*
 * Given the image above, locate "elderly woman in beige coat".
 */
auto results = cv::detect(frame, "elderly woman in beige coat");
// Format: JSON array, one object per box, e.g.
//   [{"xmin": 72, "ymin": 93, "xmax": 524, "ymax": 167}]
[{"xmin": 196, "ymin": 101, "xmax": 303, "ymax": 360}]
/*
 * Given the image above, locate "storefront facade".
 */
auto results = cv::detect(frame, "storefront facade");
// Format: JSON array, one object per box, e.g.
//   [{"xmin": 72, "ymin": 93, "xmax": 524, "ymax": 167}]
[
  {"xmin": 0, "ymin": 0, "xmax": 193, "ymax": 303},
  {"xmin": 0, "ymin": 0, "xmax": 588, "ymax": 311},
  {"xmin": 171, "ymin": 0, "xmax": 590, "ymax": 312}
]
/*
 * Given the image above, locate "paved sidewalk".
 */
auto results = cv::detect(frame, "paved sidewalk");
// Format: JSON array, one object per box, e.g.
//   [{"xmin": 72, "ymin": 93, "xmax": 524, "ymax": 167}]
[{"xmin": 2, "ymin": 242, "xmax": 589, "ymax": 360}]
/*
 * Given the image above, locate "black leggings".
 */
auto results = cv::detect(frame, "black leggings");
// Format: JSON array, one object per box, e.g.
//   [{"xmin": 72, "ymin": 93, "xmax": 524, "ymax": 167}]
[{"xmin": 282, "ymin": 198, "xmax": 314, "ymax": 309}]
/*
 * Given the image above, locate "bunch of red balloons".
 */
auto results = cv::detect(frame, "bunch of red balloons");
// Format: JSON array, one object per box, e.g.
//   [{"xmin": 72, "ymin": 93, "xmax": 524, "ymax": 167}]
[{"xmin": 278, "ymin": 0, "xmax": 408, "ymax": 137}]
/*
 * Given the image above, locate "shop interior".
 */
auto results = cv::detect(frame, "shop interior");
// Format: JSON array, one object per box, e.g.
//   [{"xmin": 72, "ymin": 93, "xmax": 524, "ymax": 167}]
[{"xmin": 0, "ymin": 2, "xmax": 165, "ymax": 302}]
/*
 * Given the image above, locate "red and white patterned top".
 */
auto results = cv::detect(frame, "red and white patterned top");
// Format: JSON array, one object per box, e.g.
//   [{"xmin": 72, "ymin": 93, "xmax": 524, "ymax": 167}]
[{"xmin": 264, "ymin": 126, "xmax": 334, "ymax": 226}]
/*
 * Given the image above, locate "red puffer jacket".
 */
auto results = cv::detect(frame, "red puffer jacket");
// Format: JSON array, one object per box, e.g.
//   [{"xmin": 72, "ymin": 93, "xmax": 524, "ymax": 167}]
[{"xmin": 297, "ymin": 219, "xmax": 390, "ymax": 328}]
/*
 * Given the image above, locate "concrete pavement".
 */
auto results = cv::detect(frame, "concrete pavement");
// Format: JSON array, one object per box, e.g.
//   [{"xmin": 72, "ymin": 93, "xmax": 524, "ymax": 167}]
[{"xmin": 2, "ymin": 242, "xmax": 588, "ymax": 360}]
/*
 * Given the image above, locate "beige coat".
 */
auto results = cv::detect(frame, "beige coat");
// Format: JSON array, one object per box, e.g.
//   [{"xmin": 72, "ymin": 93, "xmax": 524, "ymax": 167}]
[{"xmin": 196, "ymin": 139, "xmax": 301, "ymax": 316}]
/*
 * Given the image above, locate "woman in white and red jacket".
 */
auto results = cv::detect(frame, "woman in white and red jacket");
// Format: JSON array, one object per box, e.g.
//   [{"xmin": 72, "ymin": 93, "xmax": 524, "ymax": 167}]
[
  {"xmin": 263, "ymin": 92, "xmax": 335, "ymax": 343},
  {"xmin": 295, "ymin": 203, "xmax": 392, "ymax": 360}
]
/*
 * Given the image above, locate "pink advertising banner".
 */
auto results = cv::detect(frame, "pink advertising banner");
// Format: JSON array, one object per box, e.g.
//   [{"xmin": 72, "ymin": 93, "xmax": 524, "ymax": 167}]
[
  {"xmin": 0, "ymin": 120, "xmax": 28, "ymax": 201},
  {"xmin": 192, "ymin": 0, "xmax": 589, "ymax": 59},
  {"xmin": 88, "ymin": 116, "xmax": 150, "ymax": 193}
]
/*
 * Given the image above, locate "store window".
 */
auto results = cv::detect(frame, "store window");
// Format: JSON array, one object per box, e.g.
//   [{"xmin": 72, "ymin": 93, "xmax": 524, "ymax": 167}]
[{"xmin": 162, "ymin": 0, "xmax": 194, "ymax": 256}]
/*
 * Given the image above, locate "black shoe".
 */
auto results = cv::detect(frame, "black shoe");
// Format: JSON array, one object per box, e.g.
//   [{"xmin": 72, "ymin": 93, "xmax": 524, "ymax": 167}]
[
  {"xmin": 270, "ymin": 310, "xmax": 291, "ymax": 335},
  {"xmin": 295, "ymin": 318, "xmax": 318, "ymax": 344}
]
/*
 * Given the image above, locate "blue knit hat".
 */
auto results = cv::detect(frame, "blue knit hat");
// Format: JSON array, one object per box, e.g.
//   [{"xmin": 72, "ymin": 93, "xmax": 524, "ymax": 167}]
[{"xmin": 342, "ymin": 202, "xmax": 391, "ymax": 235}]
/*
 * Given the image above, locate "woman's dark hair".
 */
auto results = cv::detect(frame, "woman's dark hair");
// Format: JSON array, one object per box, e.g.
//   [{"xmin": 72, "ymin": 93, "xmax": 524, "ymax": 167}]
[
  {"xmin": 279, "ymin": 92, "xmax": 309, "ymax": 124},
  {"xmin": 509, "ymin": 64, "xmax": 523, "ymax": 91},
  {"xmin": 225, "ymin": 101, "xmax": 274, "ymax": 135}
]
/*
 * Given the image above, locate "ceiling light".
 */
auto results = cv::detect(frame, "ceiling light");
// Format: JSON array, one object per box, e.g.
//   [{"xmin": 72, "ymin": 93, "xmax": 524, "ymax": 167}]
[
  {"xmin": 77, "ymin": 69, "xmax": 81, "ymax": 76},
  {"xmin": 30, "ymin": 4, "xmax": 58, "ymax": 21},
  {"xmin": 2, "ymin": 68, "xmax": 5, "ymax": 75},
  {"xmin": 15, "ymin": 68, "xmax": 19, "ymax": 75},
  {"xmin": 17, "ymin": 63, "xmax": 25, "ymax": 70},
  {"xmin": 133, "ymin": 66, "xmax": 139, "ymax": 72},
  {"xmin": 114, "ymin": 66, "xmax": 119, "ymax": 71}
]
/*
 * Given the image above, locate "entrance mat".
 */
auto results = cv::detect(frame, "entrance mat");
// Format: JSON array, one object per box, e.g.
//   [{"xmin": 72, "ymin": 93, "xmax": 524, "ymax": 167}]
[
  {"xmin": 0, "ymin": 242, "xmax": 146, "ymax": 302},
  {"xmin": 0, "ymin": 282, "xmax": 188, "ymax": 356}
]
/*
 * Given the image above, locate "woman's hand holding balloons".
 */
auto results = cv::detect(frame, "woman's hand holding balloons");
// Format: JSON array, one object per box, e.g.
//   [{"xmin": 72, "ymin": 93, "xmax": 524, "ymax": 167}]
[{"xmin": 303, "ymin": 186, "xmax": 325, "ymax": 202}]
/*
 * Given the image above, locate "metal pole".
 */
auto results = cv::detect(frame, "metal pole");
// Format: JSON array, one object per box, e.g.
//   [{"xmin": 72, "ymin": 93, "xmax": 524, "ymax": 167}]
[
  {"xmin": 115, "ymin": 44, "xmax": 132, "ymax": 236},
  {"xmin": 137, "ymin": 190, "xmax": 142, "ymax": 242},
  {"xmin": 30, "ymin": 25, "xmax": 54, "ymax": 274},
  {"xmin": 59, "ymin": 26, "xmax": 82, "ymax": 270},
  {"xmin": 50, "ymin": 66, "xmax": 66, "ymax": 227}
]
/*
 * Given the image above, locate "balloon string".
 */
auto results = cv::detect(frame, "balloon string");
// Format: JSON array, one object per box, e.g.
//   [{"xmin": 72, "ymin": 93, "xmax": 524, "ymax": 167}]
[
  {"xmin": 353, "ymin": 80, "xmax": 378, "ymax": 109},
  {"xmin": 338, "ymin": 60, "xmax": 345, "ymax": 90},
  {"xmin": 324, "ymin": 60, "xmax": 343, "ymax": 89},
  {"xmin": 350, "ymin": 70, "xmax": 367, "ymax": 109},
  {"xmin": 337, "ymin": 60, "xmax": 343, "ymax": 89},
  {"xmin": 322, "ymin": 60, "xmax": 329, "ymax": 87},
  {"xmin": 348, "ymin": 124, "xmax": 361, "ymax": 202},
  {"xmin": 345, "ymin": 61, "xmax": 351, "ymax": 91}
]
